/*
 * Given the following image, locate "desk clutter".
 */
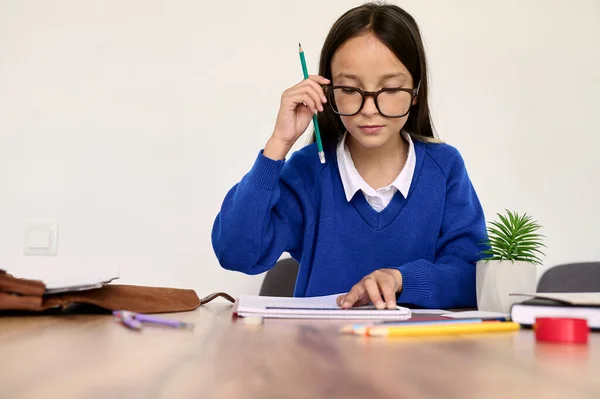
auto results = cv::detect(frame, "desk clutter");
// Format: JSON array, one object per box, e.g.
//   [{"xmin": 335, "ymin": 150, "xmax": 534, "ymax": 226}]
[
  {"xmin": 2, "ymin": 267, "xmax": 596, "ymax": 344},
  {"xmin": 233, "ymin": 292, "xmax": 595, "ymax": 345}
]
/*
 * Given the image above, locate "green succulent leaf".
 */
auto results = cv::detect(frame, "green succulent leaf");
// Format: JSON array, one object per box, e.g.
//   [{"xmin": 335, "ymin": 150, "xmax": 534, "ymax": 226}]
[{"xmin": 480, "ymin": 209, "xmax": 546, "ymax": 265}]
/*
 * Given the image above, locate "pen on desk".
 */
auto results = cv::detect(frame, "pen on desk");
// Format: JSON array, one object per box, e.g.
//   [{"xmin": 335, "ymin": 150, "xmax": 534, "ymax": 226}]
[
  {"xmin": 134, "ymin": 313, "xmax": 195, "ymax": 330},
  {"xmin": 113, "ymin": 311, "xmax": 142, "ymax": 331},
  {"xmin": 368, "ymin": 321, "xmax": 520, "ymax": 338},
  {"xmin": 123, "ymin": 316, "xmax": 143, "ymax": 331},
  {"xmin": 113, "ymin": 310, "xmax": 194, "ymax": 331},
  {"xmin": 299, "ymin": 43, "xmax": 325, "ymax": 164}
]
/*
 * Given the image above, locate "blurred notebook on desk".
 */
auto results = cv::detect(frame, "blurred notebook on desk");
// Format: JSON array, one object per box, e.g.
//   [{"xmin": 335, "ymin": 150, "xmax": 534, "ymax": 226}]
[
  {"xmin": 235, "ymin": 294, "xmax": 412, "ymax": 320},
  {"xmin": 510, "ymin": 292, "xmax": 600, "ymax": 329}
]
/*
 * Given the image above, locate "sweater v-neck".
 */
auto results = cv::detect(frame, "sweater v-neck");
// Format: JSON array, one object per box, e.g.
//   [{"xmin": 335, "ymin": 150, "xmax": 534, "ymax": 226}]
[{"xmin": 331, "ymin": 141, "xmax": 425, "ymax": 231}]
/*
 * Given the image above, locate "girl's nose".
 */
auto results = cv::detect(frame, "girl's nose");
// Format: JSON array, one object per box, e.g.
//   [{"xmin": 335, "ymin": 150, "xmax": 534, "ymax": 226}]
[{"xmin": 360, "ymin": 95, "xmax": 378, "ymax": 116}]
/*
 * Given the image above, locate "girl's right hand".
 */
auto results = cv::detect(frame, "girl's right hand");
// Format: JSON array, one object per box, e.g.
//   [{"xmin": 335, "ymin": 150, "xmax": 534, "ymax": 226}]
[{"xmin": 264, "ymin": 75, "xmax": 330, "ymax": 160}]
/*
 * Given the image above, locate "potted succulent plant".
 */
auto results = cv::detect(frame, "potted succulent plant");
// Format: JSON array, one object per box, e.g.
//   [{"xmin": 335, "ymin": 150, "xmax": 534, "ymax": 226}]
[{"xmin": 476, "ymin": 210, "xmax": 546, "ymax": 313}]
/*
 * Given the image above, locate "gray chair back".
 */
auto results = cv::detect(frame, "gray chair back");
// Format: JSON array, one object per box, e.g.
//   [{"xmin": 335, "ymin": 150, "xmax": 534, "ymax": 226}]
[
  {"xmin": 537, "ymin": 262, "xmax": 600, "ymax": 292},
  {"xmin": 259, "ymin": 258, "xmax": 299, "ymax": 297}
]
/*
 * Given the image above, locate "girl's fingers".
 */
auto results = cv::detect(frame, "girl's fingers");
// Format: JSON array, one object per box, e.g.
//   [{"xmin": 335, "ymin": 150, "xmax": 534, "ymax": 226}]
[
  {"xmin": 288, "ymin": 85, "xmax": 325, "ymax": 112},
  {"xmin": 291, "ymin": 77, "xmax": 328, "ymax": 104},
  {"xmin": 354, "ymin": 292, "xmax": 372, "ymax": 307},
  {"xmin": 339, "ymin": 291, "xmax": 370, "ymax": 308},
  {"xmin": 286, "ymin": 92, "xmax": 318, "ymax": 114},
  {"xmin": 378, "ymin": 275, "xmax": 398, "ymax": 309},
  {"xmin": 363, "ymin": 277, "xmax": 385, "ymax": 309},
  {"xmin": 341, "ymin": 269, "xmax": 402, "ymax": 310},
  {"xmin": 304, "ymin": 78, "xmax": 328, "ymax": 103},
  {"xmin": 341, "ymin": 283, "xmax": 365, "ymax": 309},
  {"xmin": 309, "ymin": 75, "xmax": 330, "ymax": 85}
]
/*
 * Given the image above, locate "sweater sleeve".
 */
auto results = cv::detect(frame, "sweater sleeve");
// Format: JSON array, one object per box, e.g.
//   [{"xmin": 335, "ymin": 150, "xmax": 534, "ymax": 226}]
[
  {"xmin": 211, "ymin": 150, "xmax": 313, "ymax": 275},
  {"xmin": 396, "ymin": 150, "xmax": 487, "ymax": 309}
]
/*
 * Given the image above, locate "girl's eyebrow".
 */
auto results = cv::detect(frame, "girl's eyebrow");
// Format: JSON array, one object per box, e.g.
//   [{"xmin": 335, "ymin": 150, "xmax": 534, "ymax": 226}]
[
  {"xmin": 333, "ymin": 73, "xmax": 362, "ymax": 82},
  {"xmin": 333, "ymin": 72, "xmax": 409, "ymax": 84},
  {"xmin": 379, "ymin": 73, "xmax": 408, "ymax": 82}
]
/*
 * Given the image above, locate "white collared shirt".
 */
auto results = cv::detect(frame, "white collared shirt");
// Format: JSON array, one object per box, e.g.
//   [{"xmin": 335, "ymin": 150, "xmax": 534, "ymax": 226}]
[{"xmin": 336, "ymin": 131, "xmax": 416, "ymax": 212}]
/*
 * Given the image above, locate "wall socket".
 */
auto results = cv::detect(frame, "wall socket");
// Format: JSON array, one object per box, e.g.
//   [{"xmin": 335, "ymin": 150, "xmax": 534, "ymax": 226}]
[{"xmin": 23, "ymin": 223, "xmax": 59, "ymax": 256}]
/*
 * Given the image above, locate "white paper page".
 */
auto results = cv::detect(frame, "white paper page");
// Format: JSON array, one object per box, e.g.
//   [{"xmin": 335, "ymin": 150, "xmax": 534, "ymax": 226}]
[
  {"xmin": 237, "ymin": 293, "xmax": 412, "ymax": 319},
  {"xmin": 238, "ymin": 293, "xmax": 409, "ymax": 312},
  {"xmin": 238, "ymin": 293, "xmax": 342, "ymax": 311},
  {"xmin": 44, "ymin": 277, "xmax": 119, "ymax": 293},
  {"xmin": 39, "ymin": 271, "xmax": 119, "ymax": 294},
  {"xmin": 236, "ymin": 312, "xmax": 412, "ymax": 320}
]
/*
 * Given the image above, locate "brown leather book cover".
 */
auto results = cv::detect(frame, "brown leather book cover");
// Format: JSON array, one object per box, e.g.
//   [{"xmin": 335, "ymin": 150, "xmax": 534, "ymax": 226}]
[
  {"xmin": 0, "ymin": 270, "xmax": 232, "ymax": 314},
  {"xmin": 0, "ymin": 270, "xmax": 45, "ymax": 296},
  {"xmin": 0, "ymin": 291, "xmax": 44, "ymax": 311},
  {"xmin": 0, "ymin": 270, "xmax": 202, "ymax": 313},
  {"xmin": 42, "ymin": 284, "xmax": 202, "ymax": 313}
]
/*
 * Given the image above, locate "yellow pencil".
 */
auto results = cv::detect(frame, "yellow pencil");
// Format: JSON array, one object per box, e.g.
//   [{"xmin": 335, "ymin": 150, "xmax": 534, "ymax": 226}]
[{"xmin": 368, "ymin": 321, "xmax": 520, "ymax": 337}]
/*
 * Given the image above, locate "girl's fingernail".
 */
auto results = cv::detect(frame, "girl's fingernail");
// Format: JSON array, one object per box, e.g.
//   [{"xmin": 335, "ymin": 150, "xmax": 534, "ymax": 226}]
[
  {"xmin": 376, "ymin": 301, "xmax": 385, "ymax": 310},
  {"xmin": 322, "ymin": 96, "xmax": 327, "ymax": 102}
]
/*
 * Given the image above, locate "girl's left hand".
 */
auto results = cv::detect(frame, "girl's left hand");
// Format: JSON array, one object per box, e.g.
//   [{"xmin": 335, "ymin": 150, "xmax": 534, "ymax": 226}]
[{"xmin": 337, "ymin": 269, "xmax": 403, "ymax": 310}]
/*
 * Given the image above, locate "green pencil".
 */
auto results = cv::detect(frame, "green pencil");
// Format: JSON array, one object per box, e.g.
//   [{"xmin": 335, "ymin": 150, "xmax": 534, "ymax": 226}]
[{"xmin": 298, "ymin": 43, "xmax": 325, "ymax": 164}]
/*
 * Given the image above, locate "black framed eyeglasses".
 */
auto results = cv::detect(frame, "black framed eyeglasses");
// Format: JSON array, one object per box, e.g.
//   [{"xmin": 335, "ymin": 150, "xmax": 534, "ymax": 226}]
[{"xmin": 324, "ymin": 83, "xmax": 419, "ymax": 118}]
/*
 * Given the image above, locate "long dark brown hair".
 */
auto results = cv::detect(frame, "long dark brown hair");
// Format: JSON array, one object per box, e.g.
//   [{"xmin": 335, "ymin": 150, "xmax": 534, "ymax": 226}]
[{"xmin": 311, "ymin": 2, "xmax": 436, "ymax": 150}]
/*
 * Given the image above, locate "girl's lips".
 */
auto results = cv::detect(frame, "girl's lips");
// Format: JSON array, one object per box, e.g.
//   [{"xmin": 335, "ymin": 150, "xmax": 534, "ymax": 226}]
[{"xmin": 359, "ymin": 125, "xmax": 384, "ymax": 134}]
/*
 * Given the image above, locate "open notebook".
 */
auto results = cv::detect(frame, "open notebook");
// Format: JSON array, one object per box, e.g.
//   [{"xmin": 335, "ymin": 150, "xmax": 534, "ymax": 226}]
[{"xmin": 235, "ymin": 294, "xmax": 412, "ymax": 320}]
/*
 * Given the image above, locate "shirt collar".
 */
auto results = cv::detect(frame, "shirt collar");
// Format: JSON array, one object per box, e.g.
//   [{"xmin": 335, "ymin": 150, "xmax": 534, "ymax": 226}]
[{"xmin": 336, "ymin": 131, "xmax": 416, "ymax": 202}]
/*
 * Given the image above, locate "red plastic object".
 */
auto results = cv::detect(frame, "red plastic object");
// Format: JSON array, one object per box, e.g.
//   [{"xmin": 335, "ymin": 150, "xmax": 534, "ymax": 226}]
[{"xmin": 534, "ymin": 317, "xmax": 589, "ymax": 344}]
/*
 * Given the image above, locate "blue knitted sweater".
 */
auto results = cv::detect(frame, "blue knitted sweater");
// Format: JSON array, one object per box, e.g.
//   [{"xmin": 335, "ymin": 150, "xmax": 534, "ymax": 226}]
[{"xmin": 212, "ymin": 141, "xmax": 487, "ymax": 308}]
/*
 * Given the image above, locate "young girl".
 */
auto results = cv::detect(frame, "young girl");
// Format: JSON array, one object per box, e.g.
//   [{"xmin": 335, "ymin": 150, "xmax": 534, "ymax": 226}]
[{"xmin": 212, "ymin": 3, "xmax": 487, "ymax": 309}]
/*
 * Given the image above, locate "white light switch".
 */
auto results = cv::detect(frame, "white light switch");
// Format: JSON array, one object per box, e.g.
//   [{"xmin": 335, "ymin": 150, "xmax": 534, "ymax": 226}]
[
  {"xmin": 24, "ymin": 223, "xmax": 58, "ymax": 256},
  {"xmin": 28, "ymin": 229, "xmax": 51, "ymax": 249}
]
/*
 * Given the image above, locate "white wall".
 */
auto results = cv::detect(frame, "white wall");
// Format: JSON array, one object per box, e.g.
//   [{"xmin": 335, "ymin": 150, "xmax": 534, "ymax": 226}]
[{"xmin": 0, "ymin": 0, "xmax": 598, "ymax": 296}]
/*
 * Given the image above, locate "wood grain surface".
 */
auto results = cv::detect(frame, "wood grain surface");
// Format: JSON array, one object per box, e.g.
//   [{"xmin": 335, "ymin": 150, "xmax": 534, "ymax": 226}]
[{"xmin": 1, "ymin": 304, "xmax": 598, "ymax": 399}]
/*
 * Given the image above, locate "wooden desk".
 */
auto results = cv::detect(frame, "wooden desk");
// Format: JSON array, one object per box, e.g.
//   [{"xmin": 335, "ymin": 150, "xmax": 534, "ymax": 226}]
[{"xmin": 1, "ymin": 304, "xmax": 599, "ymax": 399}]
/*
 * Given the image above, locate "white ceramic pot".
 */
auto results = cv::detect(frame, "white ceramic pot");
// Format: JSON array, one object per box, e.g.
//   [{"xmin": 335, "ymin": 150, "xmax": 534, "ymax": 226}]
[{"xmin": 476, "ymin": 260, "xmax": 537, "ymax": 313}]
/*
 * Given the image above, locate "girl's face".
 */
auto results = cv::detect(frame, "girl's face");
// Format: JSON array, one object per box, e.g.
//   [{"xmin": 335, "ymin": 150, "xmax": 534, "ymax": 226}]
[{"xmin": 330, "ymin": 33, "xmax": 415, "ymax": 150}]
